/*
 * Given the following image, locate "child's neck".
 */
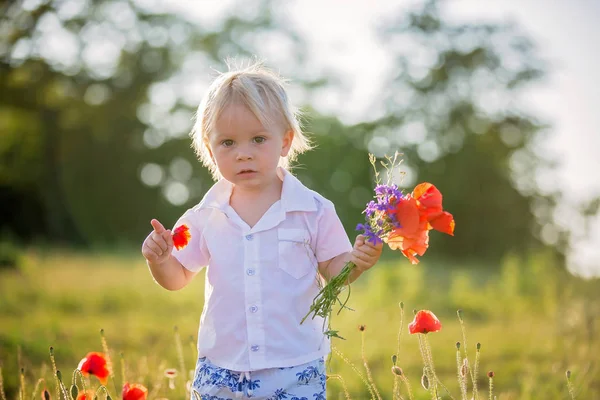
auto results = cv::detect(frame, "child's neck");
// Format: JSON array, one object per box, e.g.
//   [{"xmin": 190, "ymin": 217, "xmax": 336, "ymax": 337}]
[{"xmin": 229, "ymin": 178, "xmax": 283, "ymax": 228}]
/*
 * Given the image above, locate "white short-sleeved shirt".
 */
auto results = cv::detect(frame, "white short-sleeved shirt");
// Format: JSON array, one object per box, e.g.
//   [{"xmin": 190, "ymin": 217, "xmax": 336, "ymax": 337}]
[{"xmin": 172, "ymin": 168, "xmax": 352, "ymax": 372}]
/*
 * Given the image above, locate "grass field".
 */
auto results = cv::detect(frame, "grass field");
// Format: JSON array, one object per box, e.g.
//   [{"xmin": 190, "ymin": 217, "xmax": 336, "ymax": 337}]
[{"xmin": 0, "ymin": 249, "xmax": 598, "ymax": 399}]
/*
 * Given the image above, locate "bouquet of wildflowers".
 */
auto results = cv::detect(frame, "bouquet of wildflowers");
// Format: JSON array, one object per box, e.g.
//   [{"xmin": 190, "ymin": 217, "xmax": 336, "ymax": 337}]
[{"xmin": 301, "ymin": 154, "xmax": 455, "ymax": 331}]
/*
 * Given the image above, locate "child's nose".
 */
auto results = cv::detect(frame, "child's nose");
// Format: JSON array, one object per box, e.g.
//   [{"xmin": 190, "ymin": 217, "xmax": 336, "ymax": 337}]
[{"xmin": 236, "ymin": 146, "xmax": 253, "ymax": 160}]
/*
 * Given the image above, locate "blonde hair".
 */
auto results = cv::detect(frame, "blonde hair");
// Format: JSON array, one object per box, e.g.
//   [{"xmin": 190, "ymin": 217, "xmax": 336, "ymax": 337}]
[{"xmin": 190, "ymin": 61, "xmax": 312, "ymax": 180}]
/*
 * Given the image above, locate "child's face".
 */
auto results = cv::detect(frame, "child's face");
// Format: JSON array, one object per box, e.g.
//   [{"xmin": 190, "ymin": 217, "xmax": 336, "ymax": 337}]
[{"xmin": 209, "ymin": 102, "xmax": 293, "ymax": 190}]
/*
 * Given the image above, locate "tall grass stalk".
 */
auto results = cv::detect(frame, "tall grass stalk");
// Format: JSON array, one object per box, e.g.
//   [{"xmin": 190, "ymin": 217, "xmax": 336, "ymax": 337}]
[
  {"xmin": 94, "ymin": 384, "xmax": 111, "ymax": 400},
  {"xmin": 473, "ymin": 343, "xmax": 481, "ymax": 399},
  {"xmin": 422, "ymin": 335, "xmax": 455, "ymax": 399},
  {"xmin": 18, "ymin": 369, "xmax": 24, "ymax": 400},
  {"xmin": 147, "ymin": 360, "xmax": 166, "ymax": 399},
  {"xmin": 72, "ymin": 368, "xmax": 88, "ymax": 398},
  {"xmin": 174, "ymin": 326, "xmax": 186, "ymax": 392},
  {"xmin": 49, "ymin": 348, "xmax": 60, "ymax": 400},
  {"xmin": 0, "ymin": 367, "xmax": 6, "ymax": 400},
  {"xmin": 120, "ymin": 353, "xmax": 126, "ymax": 388},
  {"xmin": 360, "ymin": 326, "xmax": 382, "ymax": 400},
  {"xmin": 456, "ymin": 342, "xmax": 468, "ymax": 400},
  {"xmin": 487, "ymin": 371, "xmax": 494, "ymax": 400},
  {"xmin": 332, "ymin": 346, "xmax": 376, "ymax": 400},
  {"xmin": 326, "ymin": 374, "xmax": 351, "ymax": 399},
  {"xmin": 457, "ymin": 310, "xmax": 478, "ymax": 399},
  {"xmin": 416, "ymin": 334, "xmax": 435, "ymax": 399},
  {"xmin": 566, "ymin": 370, "xmax": 576, "ymax": 399},
  {"xmin": 392, "ymin": 302, "xmax": 405, "ymax": 400},
  {"xmin": 55, "ymin": 371, "xmax": 70, "ymax": 400},
  {"xmin": 100, "ymin": 329, "xmax": 118, "ymax": 396},
  {"xmin": 30, "ymin": 378, "xmax": 44, "ymax": 400}
]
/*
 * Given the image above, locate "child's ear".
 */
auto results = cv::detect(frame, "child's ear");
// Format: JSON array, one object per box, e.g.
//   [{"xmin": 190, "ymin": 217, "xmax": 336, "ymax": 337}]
[{"xmin": 281, "ymin": 129, "xmax": 294, "ymax": 157}]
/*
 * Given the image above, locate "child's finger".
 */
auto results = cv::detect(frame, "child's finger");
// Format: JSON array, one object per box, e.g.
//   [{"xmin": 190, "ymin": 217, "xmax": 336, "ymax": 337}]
[
  {"xmin": 143, "ymin": 246, "xmax": 160, "ymax": 260},
  {"xmin": 157, "ymin": 236, "xmax": 171, "ymax": 252},
  {"xmin": 146, "ymin": 239, "xmax": 164, "ymax": 255},
  {"xmin": 352, "ymin": 249, "xmax": 370, "ymax": 264},
  {"xmin": 161, "ymin": 230, "xmax": 174, "ymax": 251},
  {"xmin": 151, "ymin": 219, "xmax": 166, "ymax": 234},
  {"xmin": 354, "ymin": 235, "xmax": 365, "ymax": 247},
  {"xmin": 358, "ymin": 244, "xmax": 379, "ymax": 257},
  {"xmin": 161, "ymin": 230, "xmax": 172, "ymax": 243}
]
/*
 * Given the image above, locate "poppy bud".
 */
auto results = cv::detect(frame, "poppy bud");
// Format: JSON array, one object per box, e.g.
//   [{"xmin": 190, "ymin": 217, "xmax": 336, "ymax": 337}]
[
  {"xmin": 456, "ymin": 342, "xmax": 460, "ymax": 350},
  {"xmin": 566, "ymin": 370, "xmax": 571, "ymax": 379},
  {"xmin": 70, "ymin": 385, "xmax": 78, "ymax": 399},
  {"xmin": 421, "ymin": 374, "xmax": 429, "ymax": 390},
  {"xmin": 391, "ymin": 366, "xmax": 403, "ymax": 376},
  {"xmin": 487, "ymin": 371, "xmax": 494, "ymax": 378},
  {"xmin": 358, "ymin": 325, "xmax": 366, "ymax": 331},
  {"xmin": 399, "ymin": 302, "xmax": 404, "ymax": 310},
  {"xmin": 477, "ymin": 343, "xmax": 481, "ymax": 351},
  {"xmin": 42, "ymin": 389, "xmax": 51, "ymax": 400},
  {"xmin": 391, "ymin": 354, "xmax": 397, "ymax": 365}
]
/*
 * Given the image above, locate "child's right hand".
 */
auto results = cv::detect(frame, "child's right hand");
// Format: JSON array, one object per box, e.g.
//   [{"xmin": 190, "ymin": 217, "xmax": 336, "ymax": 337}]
[{"xmin": 142, "ymin": 219, "xmax": 174, "ymax": 265}]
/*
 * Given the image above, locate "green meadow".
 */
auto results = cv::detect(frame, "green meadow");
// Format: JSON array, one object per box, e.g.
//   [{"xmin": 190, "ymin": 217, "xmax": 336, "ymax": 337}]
[{"xmin": 0, "ymin": 250, "xmax": 598, "ymax": 399}]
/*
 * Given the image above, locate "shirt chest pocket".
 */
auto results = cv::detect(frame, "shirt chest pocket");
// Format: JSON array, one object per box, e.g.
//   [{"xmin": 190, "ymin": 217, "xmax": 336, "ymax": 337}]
[{"xmin": 277, "ymin": 228, "xmax": 316, "ymax": 279}]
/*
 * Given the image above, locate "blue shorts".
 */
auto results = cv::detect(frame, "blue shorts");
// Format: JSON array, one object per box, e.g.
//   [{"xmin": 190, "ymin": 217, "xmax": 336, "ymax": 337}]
[{"xmin": 190, "ymin": 356, "xmax": 326, "ymax": 400}]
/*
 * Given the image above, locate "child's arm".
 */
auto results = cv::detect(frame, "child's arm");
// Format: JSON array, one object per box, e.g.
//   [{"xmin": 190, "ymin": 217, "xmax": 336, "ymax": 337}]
[
  {"xmin": 142, "ymin": 219, "xmax": 198, "ymax": 291},
  {"xmin": 318, "ymin": 234, "xmax": 383, "ymax": 284}
]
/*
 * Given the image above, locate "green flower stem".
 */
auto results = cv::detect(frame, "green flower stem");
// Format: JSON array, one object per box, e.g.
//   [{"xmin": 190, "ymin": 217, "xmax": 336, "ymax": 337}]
[{"xmin": 301, "ymin": 261, "xmax": 356, "ymax": 325}]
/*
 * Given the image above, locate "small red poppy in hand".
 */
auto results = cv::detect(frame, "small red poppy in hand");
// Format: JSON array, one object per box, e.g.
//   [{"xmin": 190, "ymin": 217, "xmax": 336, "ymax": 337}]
[
  {"xmin": 77, "ymin": 352, "xmax": 110, "ymax": 385},
  {"xmin": 172, "ymin": 224, "xmax": 191, "ymax": 250},
  {"xmin": 122, "ymin": 382, "xmax": 148, "ymax": 400},
  {"xmin": 408, "ymin": 310, "xmax": 442, "ymax": 334}
]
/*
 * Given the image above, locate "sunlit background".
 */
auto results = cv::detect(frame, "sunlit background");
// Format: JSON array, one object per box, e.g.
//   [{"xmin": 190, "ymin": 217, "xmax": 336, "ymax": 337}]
[{"xmin": 1, "ymin": 0, "xmax": 599, "ymax": 399}]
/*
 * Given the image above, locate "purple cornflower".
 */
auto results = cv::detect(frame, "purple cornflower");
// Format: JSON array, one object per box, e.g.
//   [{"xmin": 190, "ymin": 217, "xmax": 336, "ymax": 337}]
[
  {"xmin": 356, "ymin": 223, "xmax": 383, "ymax": 245},
  {"xmin": 356, "ymin": 183, "xmax": 404, "ymax": 244}
]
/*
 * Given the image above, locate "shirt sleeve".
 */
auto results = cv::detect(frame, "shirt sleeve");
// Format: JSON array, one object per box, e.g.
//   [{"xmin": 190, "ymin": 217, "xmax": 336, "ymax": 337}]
[
  {"xmin": 314, "ymin": 201, "xmax": 353, "ymax": 262},
  {"xmin": 171, "ymin": 208, "xmax": 210, "ymax": 272}
]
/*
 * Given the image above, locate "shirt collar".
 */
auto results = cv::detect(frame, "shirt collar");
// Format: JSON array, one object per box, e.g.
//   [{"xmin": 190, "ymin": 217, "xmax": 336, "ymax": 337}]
[{"xmin": 198, "ymin": 167, "xmax": 317, "ymax": 213}]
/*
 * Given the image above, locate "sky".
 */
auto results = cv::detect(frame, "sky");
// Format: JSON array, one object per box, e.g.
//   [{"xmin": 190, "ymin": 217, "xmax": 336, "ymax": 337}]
[{"xmin": 169, "ymin": 0, "xmax": 600, "ymax": 276}]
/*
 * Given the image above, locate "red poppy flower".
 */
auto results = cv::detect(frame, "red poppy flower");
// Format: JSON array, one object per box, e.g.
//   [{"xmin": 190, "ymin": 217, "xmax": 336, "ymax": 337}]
[
  {"xmin": 386, "ymin": 183, "xmax": 454, "ymax": 264},
  {"xmin": 386, "ymin": 196, "xmax": 430, "ymax": 264},
  {"xmin": 76, "ymin": 390, "xmax": 95, "ymax": 400},
  {"xmin": 408, "ymin": 310, "xmax": 442, "ymax": 334},
  {"xmin": 122, "ymin": 382, "xmax": 148, "ymax": 400},
  {"xmin": 77, "ymin": 352, "xmax": 110, "ymax": 385},
  {"xmin": 172, "ymin": 224, "xmax": 191, "ymax": 250},
  {"xmin": 412, "ymin": 183, "xmax": 455, "ymax": 235}
]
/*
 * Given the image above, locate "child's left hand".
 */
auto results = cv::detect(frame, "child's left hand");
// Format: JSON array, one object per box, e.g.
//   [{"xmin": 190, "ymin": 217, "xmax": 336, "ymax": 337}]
[{"xmin": 351, "ymin": 234, "xmax": 383, "ymax": 273}]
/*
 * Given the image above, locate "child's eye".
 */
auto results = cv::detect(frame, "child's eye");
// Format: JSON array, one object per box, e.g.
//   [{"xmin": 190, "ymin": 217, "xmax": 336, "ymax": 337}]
[
  {"xmin": 252, "ymin": 136, "xmax": 266, "ymax": 144},
  {"xmin": 221, "ymin": 139, "xmax": 234, "ymax": 147}
]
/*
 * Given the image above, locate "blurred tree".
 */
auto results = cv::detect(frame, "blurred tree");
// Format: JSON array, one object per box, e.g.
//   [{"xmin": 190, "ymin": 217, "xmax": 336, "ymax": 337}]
[
  {"xmin": 0, "ymin": 0, "xmax": 308, "ymax": 245},
  {"xmin": 343, "ymin": 0, "xmax": 566, "ymax": 261}
]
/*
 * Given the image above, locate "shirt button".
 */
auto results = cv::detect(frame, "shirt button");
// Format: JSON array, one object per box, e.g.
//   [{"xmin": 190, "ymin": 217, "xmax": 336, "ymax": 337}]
[
  {"xmin": 251, "ymin": 345, "xmax": 259, "ymax": 352},
  {"xmin": 245, "ymin": 234, "xmax": 253, "ymax": 241},
  {"xmin": 250, "ymin": 305, "xmax": 258, "ymax": 313},
  {"xmin": 246, "ymin": 269, "xmax": 255, "ymax": 276}
]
